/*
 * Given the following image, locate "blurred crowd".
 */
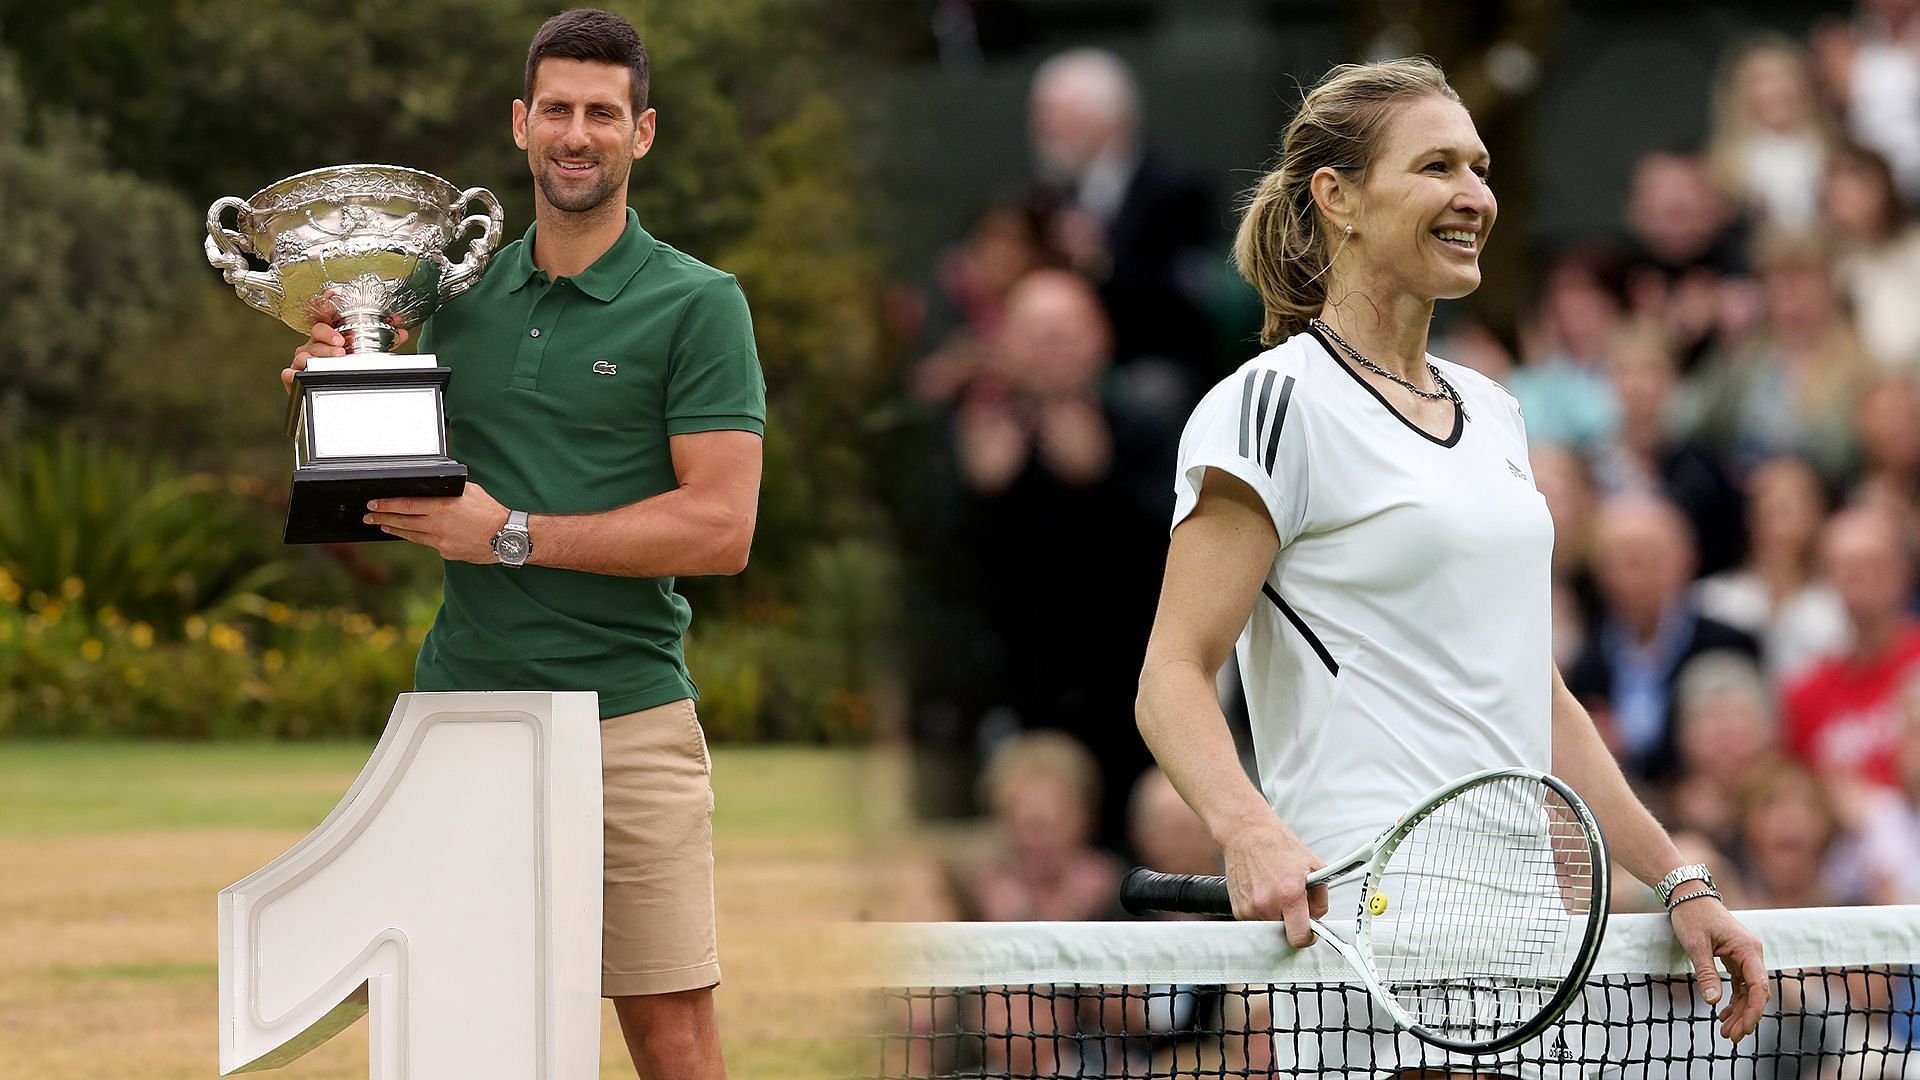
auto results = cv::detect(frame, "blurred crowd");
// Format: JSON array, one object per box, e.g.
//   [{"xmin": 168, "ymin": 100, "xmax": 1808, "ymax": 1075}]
[{"xmin": 903, "ymin": 0, "xmax": 1920, "ymax": 933}]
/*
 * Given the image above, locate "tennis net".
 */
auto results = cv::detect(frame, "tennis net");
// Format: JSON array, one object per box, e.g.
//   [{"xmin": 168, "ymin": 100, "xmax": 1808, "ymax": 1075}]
[{"xmin": 854, "ymin": 906, "xmax": 1920, "ymax": 1078}]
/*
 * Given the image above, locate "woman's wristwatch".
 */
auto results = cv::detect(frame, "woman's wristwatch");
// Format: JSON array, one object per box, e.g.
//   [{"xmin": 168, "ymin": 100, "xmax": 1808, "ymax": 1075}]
[{"xmin": 1653, "ymin": 862, "xmax": 1720, "ymax": 910}]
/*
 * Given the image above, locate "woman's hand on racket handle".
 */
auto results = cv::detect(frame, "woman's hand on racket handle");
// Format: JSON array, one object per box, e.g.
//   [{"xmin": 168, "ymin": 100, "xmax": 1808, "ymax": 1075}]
[
  {"xmin": 1219, "ymin": 817, "xmax": 1327, "ymax": 948},
  {"xmin": 1669, "ymin": 898, "xmax": 1768, "ymax": 1042}
]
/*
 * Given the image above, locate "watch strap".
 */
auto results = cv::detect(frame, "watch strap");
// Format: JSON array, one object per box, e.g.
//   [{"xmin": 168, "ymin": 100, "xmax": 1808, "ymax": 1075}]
[
  {"xmin": 492, "ymin": 508, "xmax": 533, "ymax": 567},
  {"xmin": 1654, "ymin": 862, "xmax": 1713, "ymax": 908}
]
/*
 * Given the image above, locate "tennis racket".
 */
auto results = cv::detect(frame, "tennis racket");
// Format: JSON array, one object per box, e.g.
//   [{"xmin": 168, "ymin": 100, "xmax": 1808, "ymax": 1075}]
[{"xmin": 1121, "ymin": 767, "xmax": 1608, "ymax": 1054}]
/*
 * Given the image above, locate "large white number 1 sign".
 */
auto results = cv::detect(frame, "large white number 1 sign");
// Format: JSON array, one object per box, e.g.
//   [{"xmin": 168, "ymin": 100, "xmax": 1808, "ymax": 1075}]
[{"xmin": 217, "ymin": 692, "xmax": 603, "ymax": 1078}]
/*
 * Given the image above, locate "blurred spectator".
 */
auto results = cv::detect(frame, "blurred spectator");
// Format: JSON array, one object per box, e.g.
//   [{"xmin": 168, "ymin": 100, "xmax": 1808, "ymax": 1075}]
[
  {"xmin": 1128, "ymin": 766, "xmax": 1221, "ymax": 879},
  {"xmin": 1077, "ymin": 768, "xmax": 1229, "ymax": 1075},
  {"xmin": 1696, "ymin": 456, "xmax": 1851, "ymax": 684},
  {"xmin": 1532, "ymin": 445, "xmax": 1602, "ymax": 667},
  {"xmin": 1676, "ymin": 831, "xmax": 1749, "ymax": 911},
  {"xmin": 1708, "ymin": 35, "xmax": 1836, "ymax": 230},
  {"xmin": 1509, "ymin": 247, "xmax": 1625, "ymax": 449},
  {"xmin": 954, "ymin": 269, "xmax": 1118, "ymax": 496},
  {"xmin": 1734, "ymin": 761, "xmax": 1859, "ymax": 907},
  {"xmin": 1565, "ymin": 494, "xmax": 1761, "ymax": 782},
  {"xmin": 1621, "ymin": 151, "xmax": 1750, "ymax": 371},
  {"xmin": 1431, "ymin": 317, "xmax": 1517, "ymax": 383},
  {"xmin": 1811, "ymin": 0, "xmax": 1920, "ymax": 202},
  {"xmin": 1852, "ymin": 372, "xmax": 1920, "ymax": 538},
  {"xmin": 1823, "ymin": 140, "xmax": 1920, "ymax": 369},
  {"xmin": 1026, "ymin": 48, "xmax": 1216, "ymax": 372},
  {"xmin": 1855, "ymin": 671, "xmax": 1920, "ymax": 902},
  {"xmin": 948, "ymin": 269, "xmax": 1175, "ymax": 848},
  {"xmin": 952, "ymin": 729, "xmax": 1122, "ymax": 921},
  {"xmin": 1782, "ymin": 504, "xmax": 1920, "ymax": 795},
  {"xmin": 914, "ymin": 196, "xmax": 1065, "ymax": 404},
  {"xmin": 1686, "ymin": 229, "xmax": 1871, "ymax": 484},
  {"xmin": 1663, "ymin": 651, "xmax": 1782, "ymax": 852},
  {"xmin": 1589, "ymin": 320, "xmax": 1746, "ymax": 576}
]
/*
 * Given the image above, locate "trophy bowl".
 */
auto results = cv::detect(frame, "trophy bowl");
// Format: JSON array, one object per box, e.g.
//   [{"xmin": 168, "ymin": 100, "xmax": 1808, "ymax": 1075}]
[
  {"xmin": 205, "ymin": 164, "xmax": 505, "ymax": 353},
  {"xmin": 205, "ymin": 164, "xmax": 505, "ymax": 544}
]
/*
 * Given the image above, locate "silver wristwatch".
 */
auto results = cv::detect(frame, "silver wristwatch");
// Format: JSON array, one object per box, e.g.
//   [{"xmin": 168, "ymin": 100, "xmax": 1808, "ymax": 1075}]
[
  {"xmin": 491, "ymin": 509, "xmax": 532, "ymax": 568},
  {"xmin": 1653, "ymin": 862, "xmax": 1714, "ymax": 908}
]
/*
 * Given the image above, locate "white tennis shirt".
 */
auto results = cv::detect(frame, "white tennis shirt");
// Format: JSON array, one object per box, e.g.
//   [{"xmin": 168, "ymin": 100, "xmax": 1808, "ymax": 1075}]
[{"xmin": 1172, "ymin": 326, "xmax": 1555, "ymax": 864}]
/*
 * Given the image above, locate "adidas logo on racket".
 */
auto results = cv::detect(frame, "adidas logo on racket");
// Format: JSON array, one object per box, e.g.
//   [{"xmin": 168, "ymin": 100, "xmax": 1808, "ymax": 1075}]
[{"xmin": 1122, "ymin": 767, "xmax": 1609, "ymax": 1054}]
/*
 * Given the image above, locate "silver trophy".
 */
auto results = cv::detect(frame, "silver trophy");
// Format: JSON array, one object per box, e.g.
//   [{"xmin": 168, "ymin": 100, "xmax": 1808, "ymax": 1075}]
[{"xmin": 206, "ymin": 164, "xmax": 505, "ymax": 544}]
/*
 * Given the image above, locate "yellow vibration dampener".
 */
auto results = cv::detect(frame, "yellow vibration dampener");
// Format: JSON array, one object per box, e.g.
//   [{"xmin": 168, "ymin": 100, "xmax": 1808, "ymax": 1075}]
[{"xmin": 1368, "ymin": 892, "xmax": 1390, "ymax": 916}]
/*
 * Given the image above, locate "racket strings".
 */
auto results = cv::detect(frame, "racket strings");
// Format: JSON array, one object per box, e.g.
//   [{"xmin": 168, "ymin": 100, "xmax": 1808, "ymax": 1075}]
[{"xmin": 1363, "ymin": 775, "xmax": 1598, "ymax": 1044}]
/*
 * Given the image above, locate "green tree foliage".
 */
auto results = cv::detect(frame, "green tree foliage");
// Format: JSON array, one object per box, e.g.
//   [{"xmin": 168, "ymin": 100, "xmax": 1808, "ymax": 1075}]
[
  {"xmin": 0, "ymin": 57, "xmax": 204, "ymax": 439},
  {"xmin": 0, "ymin": 0, "xmax": 536, "ymax": 208}
]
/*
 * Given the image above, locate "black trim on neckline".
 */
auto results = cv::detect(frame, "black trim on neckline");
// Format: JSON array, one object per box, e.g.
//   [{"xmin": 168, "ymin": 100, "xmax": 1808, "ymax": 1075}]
[
  {"xmin": 1263, "ymin": 583, "xmax": 1339, "ymax": 676},
  {"xmin": 1302, "ymin": 323, "xmax": 1463, "ymax": 448}
]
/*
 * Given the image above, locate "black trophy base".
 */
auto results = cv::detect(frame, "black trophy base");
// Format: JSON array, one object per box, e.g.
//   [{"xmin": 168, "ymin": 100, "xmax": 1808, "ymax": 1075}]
[{"xmin": 284, "ymin": 462, "xmax": 469, "ymax": 544}]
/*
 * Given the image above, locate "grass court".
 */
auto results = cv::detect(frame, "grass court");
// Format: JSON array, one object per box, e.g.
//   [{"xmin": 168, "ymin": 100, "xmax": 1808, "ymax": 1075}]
[{"xmin": 0, "ymin": 741, "xmax": 887, "ymax": 1078}]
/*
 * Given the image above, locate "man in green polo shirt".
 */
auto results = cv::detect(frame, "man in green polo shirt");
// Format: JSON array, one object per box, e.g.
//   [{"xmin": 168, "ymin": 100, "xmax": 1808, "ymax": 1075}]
[{"xmin": 289, "ymin": 9, "xmax": 758, "ymax": 1078}]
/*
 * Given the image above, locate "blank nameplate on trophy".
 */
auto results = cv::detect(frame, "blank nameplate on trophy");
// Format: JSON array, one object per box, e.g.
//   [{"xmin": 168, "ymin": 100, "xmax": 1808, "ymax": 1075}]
[
  {"xmin": 307, "ymin": 354, "xmax": 438, "ymax": 374},
  {"xmin": 310, "ymin": 388, "xmax": 444, "ymax": 459}
]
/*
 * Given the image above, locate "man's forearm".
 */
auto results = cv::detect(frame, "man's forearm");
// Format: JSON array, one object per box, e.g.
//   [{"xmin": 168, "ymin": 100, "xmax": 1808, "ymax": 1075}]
[{"xmin": 527, "ymin": 485, "xmax": 755, "ymax": 578}]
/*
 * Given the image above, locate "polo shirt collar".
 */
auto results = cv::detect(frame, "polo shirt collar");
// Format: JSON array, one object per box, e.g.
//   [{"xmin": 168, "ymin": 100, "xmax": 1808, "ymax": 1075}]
[{"xmin": 503, "ymin": 206, "xmax": 656, "ymax": 301}]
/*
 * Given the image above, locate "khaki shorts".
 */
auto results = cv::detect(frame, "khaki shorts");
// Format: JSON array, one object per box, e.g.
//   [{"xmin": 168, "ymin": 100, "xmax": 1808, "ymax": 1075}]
[{"xmin": 601, "ymin": 697, "xmax": 720, "ymax": 997}]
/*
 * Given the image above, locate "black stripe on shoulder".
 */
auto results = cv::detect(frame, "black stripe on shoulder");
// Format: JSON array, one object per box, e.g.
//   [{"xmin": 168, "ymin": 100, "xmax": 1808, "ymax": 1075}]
[
  {"xmin": 1262, "ymin": 582, "xmax": 1338, "ymax": 676},
  {"xmin": 1264, "ymin": 375, "xmax": 1295, "ymax": 474},
  {"xmin": 1253, "ymin": 369, "xmax": 1277, "ymax": 460},
  {"xmin": 1237, "ymin": 369, "xmax": 1257, "ymax": 458}
]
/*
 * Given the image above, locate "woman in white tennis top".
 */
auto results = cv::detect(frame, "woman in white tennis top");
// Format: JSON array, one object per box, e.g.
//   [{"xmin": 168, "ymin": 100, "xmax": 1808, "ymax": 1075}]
[{"xmin": 1135, "ymin": 57, "xmax": 1769, "ymax": 1044}]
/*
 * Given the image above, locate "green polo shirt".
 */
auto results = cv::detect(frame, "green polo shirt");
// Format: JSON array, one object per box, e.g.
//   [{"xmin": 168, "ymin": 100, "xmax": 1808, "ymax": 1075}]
[{"xmin": 412, "ymin": 207, "xmax": 765, "ymax": 718}]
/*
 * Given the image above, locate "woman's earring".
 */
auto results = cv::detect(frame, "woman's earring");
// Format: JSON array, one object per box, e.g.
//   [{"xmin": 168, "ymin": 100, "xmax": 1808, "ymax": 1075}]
[{"xmin": 1345, "ymin": 224, "xmax": 1354, "ymax": 235}]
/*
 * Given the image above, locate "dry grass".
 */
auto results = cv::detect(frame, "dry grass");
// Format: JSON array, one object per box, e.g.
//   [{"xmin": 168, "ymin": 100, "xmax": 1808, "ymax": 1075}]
[{"xmin": 0, "ymin": 742, "xmax": 905, "ymax": 1080}]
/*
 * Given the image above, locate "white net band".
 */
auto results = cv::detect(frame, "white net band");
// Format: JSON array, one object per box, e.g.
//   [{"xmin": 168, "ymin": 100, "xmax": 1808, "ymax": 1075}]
[{"xmin": 854, "ymin": 906, "xmax": 1920, "ymax": 988}]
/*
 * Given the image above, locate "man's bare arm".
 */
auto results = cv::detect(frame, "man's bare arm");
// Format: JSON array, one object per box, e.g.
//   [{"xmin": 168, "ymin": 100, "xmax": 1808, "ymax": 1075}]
[
  {"xmin": 529, "ymin": 429, "xmax": 762, "ymax": 577},
  {"xmin": 365, "ymin": 429, "xmax": 762, "ymax": 577}
]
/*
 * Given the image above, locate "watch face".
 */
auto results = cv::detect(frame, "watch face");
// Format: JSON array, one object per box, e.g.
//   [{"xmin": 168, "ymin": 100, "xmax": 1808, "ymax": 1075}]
[{"xmin": 494, "ymin": 530, "xmax": 530, "ymax": 564}]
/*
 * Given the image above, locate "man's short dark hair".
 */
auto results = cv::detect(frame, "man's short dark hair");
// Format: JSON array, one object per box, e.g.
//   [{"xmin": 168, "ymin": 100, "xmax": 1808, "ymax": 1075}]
[{"xmin": 524, "ymin": 8, "xmax": 650, "ymax": 118}]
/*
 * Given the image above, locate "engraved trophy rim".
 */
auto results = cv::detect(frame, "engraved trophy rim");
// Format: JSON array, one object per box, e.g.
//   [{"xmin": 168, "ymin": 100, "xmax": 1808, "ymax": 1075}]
[{"xmin": 243, "ymin": 162, "xmax": 464, "ymax": 215}]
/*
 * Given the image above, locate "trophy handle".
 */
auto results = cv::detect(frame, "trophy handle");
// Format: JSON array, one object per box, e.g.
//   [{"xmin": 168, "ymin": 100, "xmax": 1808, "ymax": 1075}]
[
  {"xmin": 441, "ymin": 187, "xmax": 506, "ymax": 301},
  {"xmin": 204, "ymin": 196, "xmax": 285, "ymax": 317}
]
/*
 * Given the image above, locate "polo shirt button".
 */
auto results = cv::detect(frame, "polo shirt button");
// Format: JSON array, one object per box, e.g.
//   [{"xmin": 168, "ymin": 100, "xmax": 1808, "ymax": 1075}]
[{"xmin": 529, "ymin": 328, "xmax": 541, "ymax": 338}]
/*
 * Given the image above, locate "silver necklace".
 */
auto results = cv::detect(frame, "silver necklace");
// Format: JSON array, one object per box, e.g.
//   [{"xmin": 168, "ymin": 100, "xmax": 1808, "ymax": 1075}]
[{"xmin": 1310, "ymin": 318, "xmax": 1467, "ymax": 421}]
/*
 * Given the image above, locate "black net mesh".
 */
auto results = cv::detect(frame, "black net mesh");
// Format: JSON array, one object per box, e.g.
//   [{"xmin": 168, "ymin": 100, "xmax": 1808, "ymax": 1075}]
[{"xmin": 865, "ymin": 966, "xmax": 1920, "ymax": 1078}]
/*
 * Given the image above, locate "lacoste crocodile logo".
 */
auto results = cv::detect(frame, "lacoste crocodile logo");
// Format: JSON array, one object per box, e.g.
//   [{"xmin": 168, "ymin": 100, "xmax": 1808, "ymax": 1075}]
[{"xmin": 592, "ymin": 360, "xmax": 618, "ymax": 376}]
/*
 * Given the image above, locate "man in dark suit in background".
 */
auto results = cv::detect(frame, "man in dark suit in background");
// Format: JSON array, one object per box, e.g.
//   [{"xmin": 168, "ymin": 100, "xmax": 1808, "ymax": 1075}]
[
  {"xmin": 1026, "ymin": 48, "xmax": 1216, "ymax": 376},
  {"xmin": 1566, "ymin": 493, "xmax": 1761, "ymax": 784}
]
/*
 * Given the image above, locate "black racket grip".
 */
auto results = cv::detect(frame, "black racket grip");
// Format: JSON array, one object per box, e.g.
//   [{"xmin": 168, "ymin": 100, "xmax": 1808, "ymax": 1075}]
[{"xmin": 1121, "ymin": 867, "xmax": 1233, "ymax": 916}]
